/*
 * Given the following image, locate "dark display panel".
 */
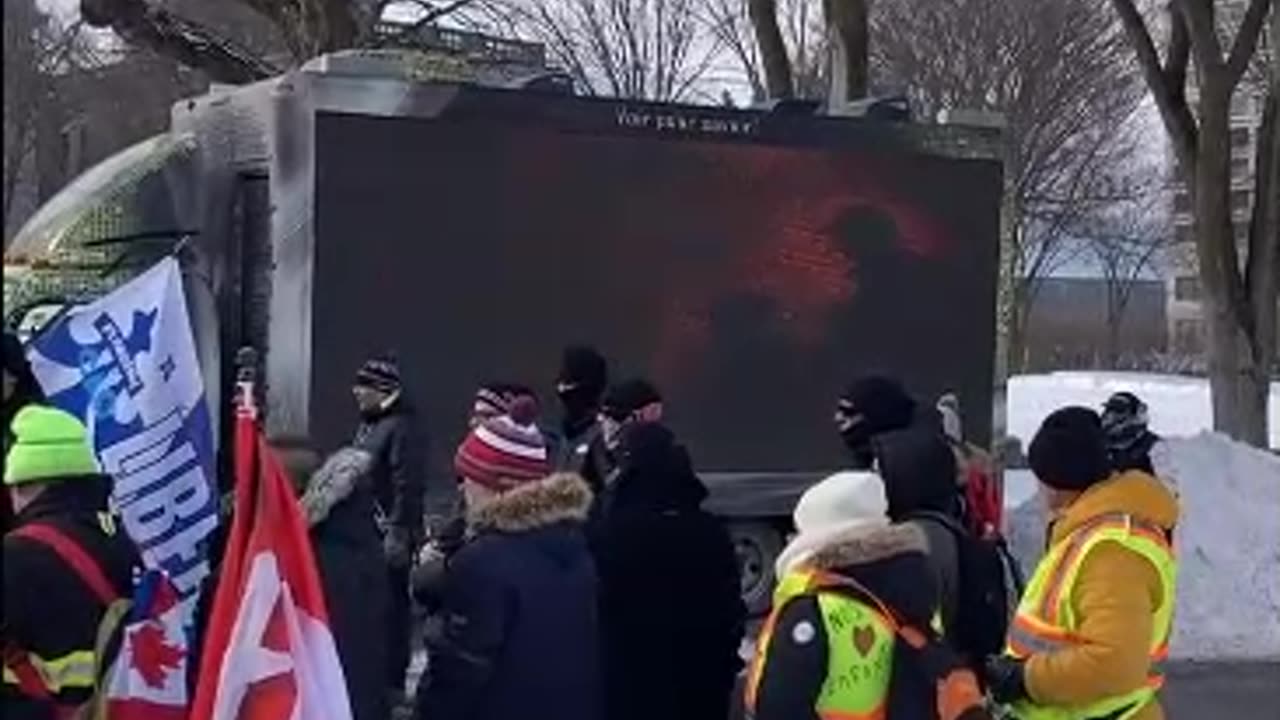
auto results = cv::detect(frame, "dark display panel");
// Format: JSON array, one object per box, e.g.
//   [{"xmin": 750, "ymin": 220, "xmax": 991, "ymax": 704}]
[{"xmin": 311, "ymin": 109, "xmax": 999, "ymax": 475}]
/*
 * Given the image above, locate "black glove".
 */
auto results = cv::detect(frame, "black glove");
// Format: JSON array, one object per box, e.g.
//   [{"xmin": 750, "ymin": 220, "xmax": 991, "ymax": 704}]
[{"xmin": 984, "ymin": 656, "xmax": 1029, "ymax": 704}]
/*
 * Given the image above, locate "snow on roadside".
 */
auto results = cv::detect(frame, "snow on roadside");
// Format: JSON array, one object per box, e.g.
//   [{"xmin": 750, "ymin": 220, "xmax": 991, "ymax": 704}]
[
  {"xmin": 1006, "ymin": 433, "xmax": 1280, "ymax": 660},
  {"xmin": 1005, "ymin": 372, "xmax": 1280, "ymax": 450}
]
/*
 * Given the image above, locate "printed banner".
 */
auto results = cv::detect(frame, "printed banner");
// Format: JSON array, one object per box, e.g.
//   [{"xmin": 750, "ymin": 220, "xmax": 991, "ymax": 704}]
[{"xmin": 27, "ymin": 257, "xmax": 218, "ymax": 611}]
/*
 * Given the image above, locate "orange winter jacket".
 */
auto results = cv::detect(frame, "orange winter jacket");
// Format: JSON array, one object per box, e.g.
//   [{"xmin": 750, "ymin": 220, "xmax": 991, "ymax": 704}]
[{"xmin": 1023, "ymin": 471, "xmax": 1179, "ymax": 720}]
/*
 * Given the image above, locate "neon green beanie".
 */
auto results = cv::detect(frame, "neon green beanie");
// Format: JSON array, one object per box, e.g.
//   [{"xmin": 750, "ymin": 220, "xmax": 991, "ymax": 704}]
[{"xmin": 4, "ymin": 406, "xmax": 99, "ymax": 486}]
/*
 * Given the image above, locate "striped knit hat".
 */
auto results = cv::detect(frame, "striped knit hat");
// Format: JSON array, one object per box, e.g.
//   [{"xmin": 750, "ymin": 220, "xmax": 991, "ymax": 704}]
[
  {"xmin": 354, "ymin": 355, "xmax": 401, "ymax": 393},
  {"xmin": 455, "ymin": 397, "xmax": 550, "ymax": 492},
  {"xmin": 469, "ymin": 383, "xmax": 537, "ymax": 428}
]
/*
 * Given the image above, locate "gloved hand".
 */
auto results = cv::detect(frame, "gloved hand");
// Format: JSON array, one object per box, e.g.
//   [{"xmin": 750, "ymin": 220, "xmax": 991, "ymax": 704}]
[{"xmin": 983, "ymin": 656, "xmax": 1029, "ymax": 704}]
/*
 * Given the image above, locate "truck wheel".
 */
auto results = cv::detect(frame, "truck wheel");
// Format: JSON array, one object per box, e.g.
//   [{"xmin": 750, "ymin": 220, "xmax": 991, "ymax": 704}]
[{"xmin": 729, "ymin": 522, "xmax": 784, "ymax": 617}]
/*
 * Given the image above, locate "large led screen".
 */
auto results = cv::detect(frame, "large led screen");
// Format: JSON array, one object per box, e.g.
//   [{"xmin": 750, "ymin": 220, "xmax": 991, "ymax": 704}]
[{"xmin": 310, "ymin": 106, "xmax": 1000, "ymax": 476}]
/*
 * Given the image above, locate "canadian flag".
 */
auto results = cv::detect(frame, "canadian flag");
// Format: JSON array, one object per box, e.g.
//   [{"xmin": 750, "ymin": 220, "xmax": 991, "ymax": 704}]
[
  {"xmin": 189, "ymin": 409, "xmax": 352, "ymax": 720},
  {"xmin": 101, "ymin": 570, "xmax": 190, "ymax": 720}
]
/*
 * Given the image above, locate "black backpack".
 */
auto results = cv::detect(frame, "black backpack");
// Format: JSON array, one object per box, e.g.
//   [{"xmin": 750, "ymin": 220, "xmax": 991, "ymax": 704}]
[{"xmin": 908, "ymin": 510, "xmax": 1025, "ymax": 659}]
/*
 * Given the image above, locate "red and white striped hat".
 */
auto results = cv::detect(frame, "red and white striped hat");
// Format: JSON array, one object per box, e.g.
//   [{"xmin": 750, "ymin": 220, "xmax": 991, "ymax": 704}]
[{"xmin": 454, "ymin": 397, "xmax": 550, "ymax": 492}]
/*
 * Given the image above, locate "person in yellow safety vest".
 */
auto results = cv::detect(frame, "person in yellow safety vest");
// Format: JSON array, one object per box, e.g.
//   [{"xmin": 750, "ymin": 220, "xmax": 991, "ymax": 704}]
[
  {"xmin": 3, "ymin": 406, "xmax": 139, "ymax": 720},
  {"xmin": 984, "ymin": 406, "xmax": 1178, "ymax": 720},
  {"xmin": 746, "ymin": 470, "xmax": 991, "ymax": 720}
]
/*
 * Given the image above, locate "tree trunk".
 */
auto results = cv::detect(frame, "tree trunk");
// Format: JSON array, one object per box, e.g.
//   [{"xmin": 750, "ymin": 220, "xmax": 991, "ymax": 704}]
[
  {"xmin": 1194, "ymin": 79, "xmax": 1269, "ymax": 446},
  {"xmin": 825, "ymin": 0, "xmax": 869, "ymax": 103},
  {"xmin": 747, "ymin": 0, "xmax": 795, "ymax": 99}
]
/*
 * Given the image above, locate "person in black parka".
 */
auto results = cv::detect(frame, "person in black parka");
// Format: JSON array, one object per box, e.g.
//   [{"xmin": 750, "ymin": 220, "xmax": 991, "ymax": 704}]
[
  {"xmin": 349, "ymin": 354, "xmax": 426, "ymax": 696},
  {"xmin": 415, "ymin": 407, "xmax": 599, "ymax": 720},
  {"xmin": 591, "ymin": 380, "xmax": 746, "ymax": 720},
  {"xmin": 293, "ymin": 445, "xmax": 389, "ymax": 720}
]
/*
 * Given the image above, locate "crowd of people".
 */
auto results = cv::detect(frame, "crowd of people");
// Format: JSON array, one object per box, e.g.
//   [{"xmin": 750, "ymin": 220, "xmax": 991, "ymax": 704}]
[{"xmin": 2, "ymin": 329, "xmax": 1179, "ymax": 720}]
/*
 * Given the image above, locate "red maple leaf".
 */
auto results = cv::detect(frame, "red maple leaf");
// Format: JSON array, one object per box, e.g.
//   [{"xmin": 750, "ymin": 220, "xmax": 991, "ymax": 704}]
[{"xmin": 127, "ymin": 621, "xmax": 183, "ymax": 688}]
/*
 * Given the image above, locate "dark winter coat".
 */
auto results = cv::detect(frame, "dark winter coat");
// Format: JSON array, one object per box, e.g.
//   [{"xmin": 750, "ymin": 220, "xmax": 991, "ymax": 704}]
[
  {"xmin": 590, "ymin": 423, "xmax": 746, "ymax": 720},
  {"xmin": 414, "ymin": 473, "xmax": 600, "ymax": 720},
  {"xmin": 3, "ymin": 476, "xmax": 139, "ymax": 720},
  {"xmin": 353, "ymin": 396, "xmax": 427, "ymax": 566},
  {"xmin": 874, "ymin": 426, "xmax": 965, "ymax": 640},
  {"xmin": 546, "ymin": 416, "xmax": 611, "ymax": 494},
  {"xmin": 751, "ymin": 523, "xmax": 990, "ymax": 720},
  {"xmin": 300, "ymin": 448, "xmax": 389, "ymax": 720}
]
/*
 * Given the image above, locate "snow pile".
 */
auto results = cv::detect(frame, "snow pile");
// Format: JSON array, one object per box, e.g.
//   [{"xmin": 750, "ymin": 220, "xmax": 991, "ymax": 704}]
[
  {"xmin": 1005, "ymin": 372, "xmax": 1280, "ymax": 450},
  {"xmin": 1006, "ymin": 433, "xmax": 1280, "ymax": 660}
]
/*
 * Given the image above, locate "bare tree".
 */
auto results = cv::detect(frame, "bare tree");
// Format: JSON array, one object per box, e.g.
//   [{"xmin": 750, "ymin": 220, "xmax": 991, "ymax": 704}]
[
  {"xmin": 473, "ymin": 0, "xmax": 723, "ymax": 101},
  {"xmin": 743, "ymin": 0, "xmax": 866, "ymax": 100},
  {"xmin": 75, "ymin": 1, "xmax": 476, "ymax": 85},
  {"xmin": 702, "ymin": 0, "xmax": 826, "ymax": 101},
  {"xmin": 3, "ymin": 2, "xmax": 95, "ymax": 240},
  {"xmin": 1083, "ymin": 187, "xmax": 1172, "ymax": 365},
  {"xmin": 871, "ymin": 0, "xmax": 1147, "ymax": 374},
  {"xmin": 1110, "ymin": 0, "xmax": 1277, "ymax": 445}
]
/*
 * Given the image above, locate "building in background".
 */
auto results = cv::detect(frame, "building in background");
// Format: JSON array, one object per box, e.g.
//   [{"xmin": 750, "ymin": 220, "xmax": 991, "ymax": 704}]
[{"xmin": 1024, "ymin": 276, "xmax": 1168, "ymax": 372}]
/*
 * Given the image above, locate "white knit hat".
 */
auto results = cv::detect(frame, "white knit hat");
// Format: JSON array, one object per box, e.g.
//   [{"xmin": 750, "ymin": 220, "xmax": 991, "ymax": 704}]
[{"xmin": 776, "ymin": 471, "xmax": 891, "ymax": 576}]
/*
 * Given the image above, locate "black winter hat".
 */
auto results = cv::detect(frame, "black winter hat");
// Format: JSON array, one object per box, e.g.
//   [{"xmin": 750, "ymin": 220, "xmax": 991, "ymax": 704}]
[
  {"xmin": 836, "ymin": 376, "xmax": 917, "ymax": 447},
  {"xmin": 1029, "ymin": 406, "xmax": 1111, "ymax": 491},
  {"xmin": 601, "ymin": 379, "xmax": 663, "ymax": 421},
  {"xmin": 354, "ymin": 354, "xmax": 401, "ymax": 393},
  {"xmin": 557, "ymin": 345, "xmax": 608, "ymax": 398},
  {"xmin": 873, "ymin": 425, "xmax": 959, "ymax": 521}
]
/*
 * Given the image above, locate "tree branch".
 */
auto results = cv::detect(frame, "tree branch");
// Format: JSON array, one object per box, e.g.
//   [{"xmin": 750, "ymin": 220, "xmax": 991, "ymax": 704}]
[
  {"xmin": 1226, "ymin": 0, "xmax": 1274, "ymax": 82},
  {"xmin": 1111, "ymin": 0, "xmax": 1197, "ymax": 168},
  {"xmin": 81, "ymin": 0, "xmax": 277, "ymax": 84}
]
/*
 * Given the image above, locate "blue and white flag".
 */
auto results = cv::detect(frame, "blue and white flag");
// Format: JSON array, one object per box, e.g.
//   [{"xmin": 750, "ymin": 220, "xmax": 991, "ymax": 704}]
[{"xmin": 27, "ymin": 257, "xmax": 218, "ymax": 615}]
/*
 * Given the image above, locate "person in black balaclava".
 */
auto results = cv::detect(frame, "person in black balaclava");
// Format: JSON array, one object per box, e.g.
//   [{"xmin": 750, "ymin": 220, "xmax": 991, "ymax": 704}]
[
  {"xmin": 549, "ymin": 345, "xmax": 611, "ymax": 492},
  {"xmin": 1100, "ymin": 391, "xmax": 1160, "ymax": 475},
  {"xmin": 833, "ymin": 375, "xmax": 918, "ymax": 469}
]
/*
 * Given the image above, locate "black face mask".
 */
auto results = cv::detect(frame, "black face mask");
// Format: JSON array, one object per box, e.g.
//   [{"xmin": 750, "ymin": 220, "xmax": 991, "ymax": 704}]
[{"xmin": 558, "ymin": 385, "xmax": 601, "ymax": 427}]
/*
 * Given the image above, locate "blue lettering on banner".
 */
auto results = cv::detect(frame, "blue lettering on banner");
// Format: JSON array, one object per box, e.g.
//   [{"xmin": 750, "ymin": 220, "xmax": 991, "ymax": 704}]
[{"xmin": 27, "ymin": 258, "xmax": 218, "ymax": 614}]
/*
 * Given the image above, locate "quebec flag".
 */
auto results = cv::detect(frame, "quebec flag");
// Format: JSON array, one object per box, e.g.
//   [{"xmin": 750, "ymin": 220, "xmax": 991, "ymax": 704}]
[{"xmin": 27, "ymin": 257, "xmax": 218, "ymax": 717}]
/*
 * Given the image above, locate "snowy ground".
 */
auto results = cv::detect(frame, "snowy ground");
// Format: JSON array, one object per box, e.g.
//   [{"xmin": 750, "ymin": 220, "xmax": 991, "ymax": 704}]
[
  {"xmin": 1005, "ymin": 372, "xmax": 1280, "ymax": 450},
  {"xmin": 1004, "ymin": 371, "xmax": 1280, "ymax": 660}
]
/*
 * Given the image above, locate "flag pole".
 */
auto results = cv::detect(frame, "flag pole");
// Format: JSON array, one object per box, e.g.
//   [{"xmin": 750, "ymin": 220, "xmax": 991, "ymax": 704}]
[{"xmin": 234, "ymin": 346, "xmax": 259, "ymax": 421}]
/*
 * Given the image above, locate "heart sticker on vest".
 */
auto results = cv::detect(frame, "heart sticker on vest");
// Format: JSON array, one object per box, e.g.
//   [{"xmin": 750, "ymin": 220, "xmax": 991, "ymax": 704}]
[{"xmin": 853, "ymin": 625, "xmax": 876, "ymax": 657}]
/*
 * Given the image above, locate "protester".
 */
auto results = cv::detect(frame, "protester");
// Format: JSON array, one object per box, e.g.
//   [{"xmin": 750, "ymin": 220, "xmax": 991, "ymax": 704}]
[
  {"xmin": 936, "ymin": 392, "xmax": 1002, "ymax": 536},
  {"xmin": 833, "ymin": 375, "xmax": 918, "ymax": 470},
  {"xmin": 3, "ymin": 330, "xmax": 46, "ymax": 533},
  {"xmin": 286, "ymin": 442, "xmax": 390, "ymax": 720},
  {"xmin": 350, "ymin": 353, "xmax": 427, "ymax": 698},
  {"xmin": 747, "ymin": 471, "xmax": 990, "ymax": 720},
  {"xmin": 591, "ymin": 379, "xmax": 744, "ymax": 720},
  {"xmin": 1101, "ymin": 391, "xmax": 1161, "ymax": 475},
  {"xmin": 549, "ymin": 345, "xmax": 611, "ymax": 492},
  {"xmin": 987, "ymin": 407, "xmax": 1178, "ymax": 720},
  {"xmin": 414, "ymin": 406, "xmax": 599, "ymax": 720},
  {"xmin": 2, "ymin": 406, "xmax": 139, "ymax": 719},
  {"xmin": 873, "ymin": 427, "xmax": 965, "ymax": 634}
]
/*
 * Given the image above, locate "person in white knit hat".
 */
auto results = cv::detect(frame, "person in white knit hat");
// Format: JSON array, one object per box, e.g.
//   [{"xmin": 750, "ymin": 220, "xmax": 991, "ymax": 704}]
[{"xmin": 746, "ymin": 470, "xmax": 990, "ymax": 720}]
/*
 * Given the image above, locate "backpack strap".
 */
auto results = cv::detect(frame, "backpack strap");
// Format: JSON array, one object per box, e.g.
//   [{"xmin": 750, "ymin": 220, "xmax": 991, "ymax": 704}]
[{"xmin": 10, "ymin": 523, "xmax": 120, "ymax": 606}]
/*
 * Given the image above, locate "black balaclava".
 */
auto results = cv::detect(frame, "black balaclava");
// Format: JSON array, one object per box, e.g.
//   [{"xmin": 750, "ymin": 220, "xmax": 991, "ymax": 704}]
[
  {"xmin": 557, "ymin": 345, "xmax": 608, "ymax": 433},
  {"xmin": 835, "ymin": 375, "xmax": 917, "ymax": 470}
]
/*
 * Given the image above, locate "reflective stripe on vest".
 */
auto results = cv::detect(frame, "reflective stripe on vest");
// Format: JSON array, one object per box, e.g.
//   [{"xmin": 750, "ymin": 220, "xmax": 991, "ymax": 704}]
[
  {"xmin": 745, "ymin": 569, "xmax": 896, "ymax": 720},
  {"xmin": 1004, "ymin": 512, "xmax": 1176, "ymax": 720},
  {"xmin": 3, "ymin": 649, "xmax": 96, "ymax": 694}
]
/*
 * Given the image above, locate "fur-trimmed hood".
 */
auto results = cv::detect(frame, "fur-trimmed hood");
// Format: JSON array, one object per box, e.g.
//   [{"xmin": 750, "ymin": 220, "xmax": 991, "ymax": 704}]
[
  {"xmin": 470, "ymin": 472, "xmax": 593, "ymax": 533},
  {"xmin": 803, "ymin": 522, "xmax": 928, "ymax": 571}
]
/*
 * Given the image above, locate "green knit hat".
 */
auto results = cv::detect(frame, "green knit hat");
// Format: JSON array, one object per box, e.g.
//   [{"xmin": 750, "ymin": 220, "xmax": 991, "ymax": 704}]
[{"xmin": 4, "ymin": 406, "xmax": 99, "ymax": 486}]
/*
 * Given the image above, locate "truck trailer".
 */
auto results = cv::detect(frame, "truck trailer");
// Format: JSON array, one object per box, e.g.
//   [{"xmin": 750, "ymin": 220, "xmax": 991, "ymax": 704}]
[{"xmin": 5, "ymin": 47, "xmax": 1003, "ymax": 613}]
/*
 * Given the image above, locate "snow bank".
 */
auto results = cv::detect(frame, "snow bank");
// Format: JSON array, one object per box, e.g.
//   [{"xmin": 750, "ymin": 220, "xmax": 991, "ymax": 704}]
[
  {"xmin": 1005, "ymin": 372, "xmax": 1280, "ymax": 450},
  {"xmin": 1006, "ymin": 433, "xmax": 1280, "ymax": 660}
]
